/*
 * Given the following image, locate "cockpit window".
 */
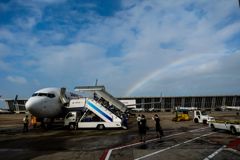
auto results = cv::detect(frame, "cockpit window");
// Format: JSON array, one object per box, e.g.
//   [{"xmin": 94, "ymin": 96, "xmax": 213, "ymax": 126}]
[
  {"xmin": 32, "ymin": 93, "xmax": 38, "ymax": 97},
  {"xmin": 38, "ymin": 93, "xmax": 48, "ymax": 97},
  {"xmin": 47, "ymin": 94, "xmax": 55, "ymax": 98}
]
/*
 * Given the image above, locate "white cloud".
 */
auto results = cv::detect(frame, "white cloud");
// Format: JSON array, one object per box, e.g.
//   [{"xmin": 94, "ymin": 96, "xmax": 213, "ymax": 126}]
[
  {"xmin": 34, "ymin": 79, "xmax": 40, "ymax": 85},
  {"xmin": 7, "ymin": 76, "xmax": 27, "ymax": 84},
  {"xmin": 23, "ymin": 60, "xmax": 38, "ymax": 66},
  {"xmin": 15, "ymin": 17, "xmax": 36, "ymax": 29}
]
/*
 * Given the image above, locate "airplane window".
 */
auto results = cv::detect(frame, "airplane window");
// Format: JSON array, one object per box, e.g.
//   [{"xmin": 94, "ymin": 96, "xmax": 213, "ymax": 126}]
[
  {"xmin": 38, "ymin": 93, "xmax": 48, "ymax": 97},
  {"xmin": 32, "ymin": 93, "xmax": 38, "ymax": 97},
  {"xmin": 47, "ymin": 94, "xmax": 55, "ymax": 98}
]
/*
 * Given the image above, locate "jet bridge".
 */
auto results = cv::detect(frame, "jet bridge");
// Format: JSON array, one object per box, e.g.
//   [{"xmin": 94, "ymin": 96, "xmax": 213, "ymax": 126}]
[{"xmin": 74, "ymin": 86, "xmax": 127, "ymax": 112}]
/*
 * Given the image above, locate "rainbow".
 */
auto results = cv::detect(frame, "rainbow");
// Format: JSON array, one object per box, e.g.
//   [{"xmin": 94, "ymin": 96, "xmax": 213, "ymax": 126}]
[{"xmin": 125, "ymin": 54, "xmax": 205, "ymax": 96}]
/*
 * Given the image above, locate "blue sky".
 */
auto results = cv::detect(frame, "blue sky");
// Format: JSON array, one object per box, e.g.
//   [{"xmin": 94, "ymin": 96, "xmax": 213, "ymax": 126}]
[{"xmin": 1, "ymin": 0, "xmax": 240, "ymax": 108}]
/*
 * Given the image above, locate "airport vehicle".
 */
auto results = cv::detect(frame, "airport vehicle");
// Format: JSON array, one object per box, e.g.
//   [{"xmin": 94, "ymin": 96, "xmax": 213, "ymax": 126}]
[
  {"xmin": 193, "ymin": 110, "xmax": 215, "ymax": 124},
  {"xmin": 221, "ymin": 106, "xmax": 240, "ymax": 111},
  {"xmin": 172, "ymin": 109, "xmax": 189, "ymax": 122},
  {"xmin": 210, "ymin": 113, "xmax": 240, "ymax": 135},
  {"xmin": 209, "ymin": 120, "xmax": 240, "ymax": 134},
  {"xmin": 63, "ymin": 86, "xmax": 127, "ymax": 130}
]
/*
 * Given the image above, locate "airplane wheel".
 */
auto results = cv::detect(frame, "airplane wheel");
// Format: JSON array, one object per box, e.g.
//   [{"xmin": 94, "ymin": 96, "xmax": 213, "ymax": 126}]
[
  {"xmin": 211, "ymin": 124, "xmax": 216, "ymax": 131},
  {"xmin": 231, "ymin": 127, "xmax": 237, "ymax": 135},
  {"xmin": 98, "ymin": 124, "xmax": 104, "ymax": 130},
  {"xmin": 69, "ymin": 123, "xmax": 75, "ymax": 130}
]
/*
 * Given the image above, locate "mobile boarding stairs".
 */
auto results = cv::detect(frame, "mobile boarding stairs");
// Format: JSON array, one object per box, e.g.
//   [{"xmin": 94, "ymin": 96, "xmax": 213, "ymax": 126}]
[{"xmin": 60, "ymin": 86, "xmax": 128, "ymax": 129}]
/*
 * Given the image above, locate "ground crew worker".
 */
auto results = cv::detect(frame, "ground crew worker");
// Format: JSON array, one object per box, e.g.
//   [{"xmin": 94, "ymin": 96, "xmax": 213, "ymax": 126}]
[
  {"xmin": 125, "ymin": 113, "xmax": 129, "ymax": 120},
  {"xmin": 137, "ymin": 115, "xmax": 141, "ymax": 133},
  {"xmin": 152, "ymin": 114, "xmax": 163, "ymax": 138},
  {"xmin": 140, "ymin": 115, "xmax": 147, "ymax": 142},
  {"xmin": 123, "ymin": 113, "xmax": 128, "ymax": 128},
  {"xmin": 93, "ymin": 93, "xmax": 98, "ymax": 101},
  {"xmin": 23, "ymin": 115, "xmax": 29, "ymax": 132},
  {"xmin": 110, "ymin": 105, "xmax": 115, "ymax": 113}
]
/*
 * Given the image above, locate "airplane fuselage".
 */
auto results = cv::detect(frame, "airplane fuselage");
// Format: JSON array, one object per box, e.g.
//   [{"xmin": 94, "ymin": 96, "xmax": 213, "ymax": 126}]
[{"xmin": 25, "ymin": 88, "xmax": 79, "ymax": 118}]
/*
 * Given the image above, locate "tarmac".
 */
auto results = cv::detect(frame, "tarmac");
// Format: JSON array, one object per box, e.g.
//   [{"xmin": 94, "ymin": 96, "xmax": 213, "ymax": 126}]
[{"xmin": 0, "ymin": 111, "xmax": 240, "ymax": 160}]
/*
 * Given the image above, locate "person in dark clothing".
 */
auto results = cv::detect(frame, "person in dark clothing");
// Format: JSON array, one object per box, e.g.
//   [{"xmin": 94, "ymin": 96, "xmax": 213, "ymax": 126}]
[
  {"xmin": 93, "ymin": 93, "xmax": 98, "ymax": 101},
  {"xmin": 123, "ymin": 113, "xmax": 128, "ymax": 128},
  {"xmin": 140, "ymin": 115, "xmax": 147, "ymax": 143},
  {"xmin": 152, "ymin": 114, "xmax": 163, "ymax": 138},
  {"xmin": 23, "ymin": 115, "xmax": 29, "ymax": 133}
]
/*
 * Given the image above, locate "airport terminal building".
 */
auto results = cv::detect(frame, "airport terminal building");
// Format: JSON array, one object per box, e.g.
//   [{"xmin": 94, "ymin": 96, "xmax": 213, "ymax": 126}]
[
  {"xmin": 2, "ymin": 94, "xmax": 240, "ymax": 113},
  {"xmin": 117, "ymin": 95, "xmax": 240, "ymax": 111}
]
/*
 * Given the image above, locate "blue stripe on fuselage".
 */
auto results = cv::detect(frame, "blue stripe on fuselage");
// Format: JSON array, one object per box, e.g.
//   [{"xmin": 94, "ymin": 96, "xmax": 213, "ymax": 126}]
[{"xmin": 86, "ymin": 101, "xmax": 112, "ymax": 122}]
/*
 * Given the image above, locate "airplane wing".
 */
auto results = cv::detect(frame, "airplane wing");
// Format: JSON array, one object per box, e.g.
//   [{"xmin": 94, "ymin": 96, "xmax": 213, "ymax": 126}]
[{"xmin": 13, "ymin": 95, "xmax": 25, "ymax": 106}]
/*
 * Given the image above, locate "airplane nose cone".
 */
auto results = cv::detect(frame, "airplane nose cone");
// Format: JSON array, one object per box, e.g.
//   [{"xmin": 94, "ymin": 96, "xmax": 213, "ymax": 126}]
[{"xmin": 25, "ymin": 97, "xmax": 43, "ymax": 117}]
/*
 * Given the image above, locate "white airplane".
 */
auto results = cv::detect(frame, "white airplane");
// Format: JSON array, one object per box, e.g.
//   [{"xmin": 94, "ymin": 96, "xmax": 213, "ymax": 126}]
[{"xmin": 14, "ymin": 88, "xmax": 86, "ymax": 123}]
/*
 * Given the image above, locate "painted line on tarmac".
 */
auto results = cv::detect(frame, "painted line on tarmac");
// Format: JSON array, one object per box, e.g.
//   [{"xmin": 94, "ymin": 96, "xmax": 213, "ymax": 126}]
[
  {"xmin": 188, "ymin": 126, "xmax": 209, "ymax": 132},
  {"xmin": 203, "ymin": 145, "xmax": 226, "ymax": 160},
  {"xmin": 207, "ymin": 138, "xmax": 240, "ymax": 151},
  {"xmin": 102, "ymin": 132, "xmax": 185, "ymax": 160},
  {"xmin": 100, "ymin": 126, "xmax": 209, "ymax": 160},
  {"xmin": 134, "ymin": 132, "xmax": 214, "ymax": 160}
]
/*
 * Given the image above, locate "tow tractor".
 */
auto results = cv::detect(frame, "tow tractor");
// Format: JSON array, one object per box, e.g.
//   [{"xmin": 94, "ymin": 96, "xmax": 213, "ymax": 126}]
[
  {"xmin": 209, "ymin": 113, "xmax": 240, "ymax": 135},
  {"xmin": 193, "ymin": 110, "xmax": 215, "ymax": 124},
  {"xmin": 63, "ymin": 86, "xmax": 127, "ymax": 130},
  {"xmin": 172, "ymin": 108, "xmax": 189, "ymax": 122},
  {"xmin": 209, "ymin": 120, "xmax": 240, "ymax": 135}
]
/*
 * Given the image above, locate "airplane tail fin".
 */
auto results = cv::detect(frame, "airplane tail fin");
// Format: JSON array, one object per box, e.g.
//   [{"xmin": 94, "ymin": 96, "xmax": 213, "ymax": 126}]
[
  {"xmin": 95, "ymin": 79, "xmax": 98, "ymax": 86},
  {"xmin": 14, "ymin": 95, "xmax": 18, "ymax": 105},
  {"xmin": 160, "ymin": 92, "xmax": 162, "ymax": 103}
]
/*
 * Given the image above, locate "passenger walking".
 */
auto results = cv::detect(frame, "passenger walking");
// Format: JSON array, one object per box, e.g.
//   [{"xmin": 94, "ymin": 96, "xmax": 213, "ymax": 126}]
[
  {"xmin": 137, "ymin": 115, "xmax": 141, "ymax": 133},
  {"xmin": 140, "ymin": 115, "xmax": 147, "ymax": 143},
  {"xmin": 152, "ymin": 114, "xmax": 163, "ymax": 138},
  {"xmin": 23, "ymin": 115, "xmax": 29, "ymax": 132}
]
